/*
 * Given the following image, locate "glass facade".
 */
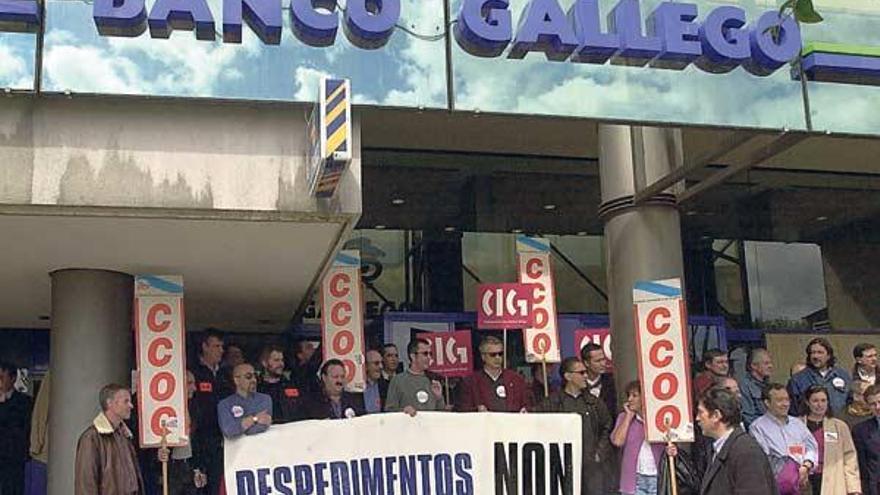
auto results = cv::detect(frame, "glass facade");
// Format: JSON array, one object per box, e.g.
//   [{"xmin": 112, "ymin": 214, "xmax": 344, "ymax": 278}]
[
  {"xmin": 0, "ymin": 0, "xmax": 878, "ymax": 134},
  {"xmin": 800, "ymin": 1, "xmax": 880, "ymax": 134},
  {"xmin": 40, "ymin": 0, "xmax": 447, "ymax": 106},
  {"xmin": 0, "ymin": 32, "xmax": 35, "ymax": 89},
  {"xmin": 450, "ymin": 0, "xmax": 807, "ymax": 130}
]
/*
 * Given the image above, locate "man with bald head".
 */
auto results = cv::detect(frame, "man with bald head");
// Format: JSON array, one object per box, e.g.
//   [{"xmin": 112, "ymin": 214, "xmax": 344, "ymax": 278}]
[
  {"xmin": 217, "ymin": 363, "xmax": 272, "ymax": 440},
  {"xmin": 362, "ymin": 349, "xmax": 389, "ymax": 414}
]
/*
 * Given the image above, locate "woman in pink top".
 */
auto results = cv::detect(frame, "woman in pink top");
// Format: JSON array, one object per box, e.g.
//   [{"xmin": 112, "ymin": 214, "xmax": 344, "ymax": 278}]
[{"xmin": 611, "ymin": 381, "xmax": 665, "ymax": 495}]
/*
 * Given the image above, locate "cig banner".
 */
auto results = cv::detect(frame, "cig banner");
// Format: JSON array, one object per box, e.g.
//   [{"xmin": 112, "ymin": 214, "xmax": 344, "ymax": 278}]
[{"xmin": 225, "ymin": 412, "xmax": 582, "ymax": 495}]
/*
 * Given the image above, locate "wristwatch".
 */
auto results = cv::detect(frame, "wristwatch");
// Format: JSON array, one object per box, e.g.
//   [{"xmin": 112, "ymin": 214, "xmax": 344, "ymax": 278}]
[{"xmin": 252, "ymin": 415, "xmax": 259, "ymax": 423}]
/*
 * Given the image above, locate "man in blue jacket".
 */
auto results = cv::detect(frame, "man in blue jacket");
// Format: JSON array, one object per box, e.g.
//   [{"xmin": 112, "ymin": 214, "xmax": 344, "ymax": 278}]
[
  {"xmin": 787, "ymin": 338, "xmax": 851, "ymax": 415},
  {"xmin": 218, "ymin": 363, "xmax": 272, "ymax": 439}
]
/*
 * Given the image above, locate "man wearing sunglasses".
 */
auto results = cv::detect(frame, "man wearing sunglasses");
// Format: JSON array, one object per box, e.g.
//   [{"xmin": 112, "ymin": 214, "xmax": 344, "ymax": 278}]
[
  {"xmin": 456, "ymin": 335, "xmax": 533, "ymax": 412},
  {"xmin": 218, "ymin": 363, "xmax": 273, "ymax": 440},
  {"xmin": 539, "ymin": 357, "xmax": 613, "ymax": 495},
  {"xmin": 385, "ymin": 338, "xmax": 445, "ymax": 415}
]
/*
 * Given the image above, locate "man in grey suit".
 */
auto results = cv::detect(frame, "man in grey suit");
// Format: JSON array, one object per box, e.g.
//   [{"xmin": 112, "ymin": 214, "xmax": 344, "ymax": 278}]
[{"xmin": 696, "ymin": 388, "xmax": 778, "ymax": 495}]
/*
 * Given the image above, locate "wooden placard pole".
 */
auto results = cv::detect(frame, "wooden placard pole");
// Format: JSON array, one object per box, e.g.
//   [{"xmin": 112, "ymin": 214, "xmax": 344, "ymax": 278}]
[
  {"xmin": 502, "ymin": 329, "xmax": 508, "ymax": 369},
  {"xmin": 665, "ymin": 418, "xmax": 678, "ymax": 495},
  {"xmin": 541, "ymin": 354, "xmax": 549, "ymax": 398},
  {"xmin": 160, "ymin": 421, "xmax": 169, "ymax": 495},
  {"xmin": 444, "ymin": 376, "xmax": 450, "ymax": 405}
]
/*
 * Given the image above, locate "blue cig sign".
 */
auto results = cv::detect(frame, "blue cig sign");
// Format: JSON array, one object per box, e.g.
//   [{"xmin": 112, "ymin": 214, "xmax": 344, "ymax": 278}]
[{"xmin": 0, "ymin": 0, "xmax": 805, "ymax": 77}]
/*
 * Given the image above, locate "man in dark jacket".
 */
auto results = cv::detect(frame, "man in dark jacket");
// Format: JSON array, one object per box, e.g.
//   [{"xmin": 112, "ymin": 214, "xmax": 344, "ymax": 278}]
[
  {"xmin": 302, "ymin": 359, "xmax": 365, "ymax": 420},
  {"xmin": 694, "ymin": 387, "xmax": 777, "ymax": 495},
  {"xmin": 854, "ymin": 384, "xmax": 880, "ymax": 495},
  {"xmin": 580, "ymin": 342, "xmax": 617, "ymax": 416},
  {"xmin": 539, "ymin": 357, "xmax": 612, "ymax": 495},
  {"xmin": 258, "ymin": 345, "xmax": 303, "ymax": 423},
  {"xmin": 362, "ymin": 350, "xmax": 389, "ymax": 414},
  {"xmin": 188, "ymin": 328, "xmax": 226, "ymax": 495},
  {"xmin": 456, "ymin": 336, "xmax": 533, "ymax": 412},
  {"xmin": 0, "ymin": 362, "xmax": 32, "ymax": 495}
]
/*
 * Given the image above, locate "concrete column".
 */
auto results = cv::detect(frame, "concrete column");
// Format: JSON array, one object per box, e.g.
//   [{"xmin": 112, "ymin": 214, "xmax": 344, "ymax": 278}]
[
  {"xmin": 598, "ymin": 125, "xmax": 686, "ymax": 406},
  {"xmin": 48, "ymin": 269, "xmax": 133, "ymax": 495}
]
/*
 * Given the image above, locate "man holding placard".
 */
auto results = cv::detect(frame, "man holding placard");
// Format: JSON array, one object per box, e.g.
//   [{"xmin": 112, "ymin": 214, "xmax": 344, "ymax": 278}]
[
  {"xmin": 539, "ymin": 357, "xmax": 613, "ymax": 495},
  {"xmin": 385, "ymin": 338, "xmax": 445, "ymax": 415},
  {"xmin": 456, "ymin": 335, "xmax": 533, "ymax": 413},
  {"xmin": 75, "ymin": 384, "xmax": 170, "ymax": 495}
]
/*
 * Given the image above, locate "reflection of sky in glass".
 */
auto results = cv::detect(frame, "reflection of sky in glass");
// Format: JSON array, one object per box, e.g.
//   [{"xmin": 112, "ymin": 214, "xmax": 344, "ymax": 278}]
[
  {"xmin": 801, "ymin": 3, "xmax": 880, "ymax": 135},
  {"xmin": 745, "ymin": 241, "xmax": 826, "ymax": 322},
  {"xmin": 40, "ymin": 0, "xmax": 447, "ymax": 107},
  {"xmin": 2, "ymin": 0, "xmax": 878, "ymax": 135},
  {"xmin": 450, "ymin": 0, "xmax": 808, "ymax": 130},
  {"xmin": 0, "ymin": 32, "xmax": 36, "ymax": 89}
]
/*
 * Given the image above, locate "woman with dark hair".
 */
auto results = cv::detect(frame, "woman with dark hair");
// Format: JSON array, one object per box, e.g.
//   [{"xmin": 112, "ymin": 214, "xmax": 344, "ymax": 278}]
[
  {"xmin": 610, "ymin": 381, "xmax": 664, "ymax": 495},
  {"xmin": 800, "ymin": 385, "xmax": 861, "ymax": 495}
]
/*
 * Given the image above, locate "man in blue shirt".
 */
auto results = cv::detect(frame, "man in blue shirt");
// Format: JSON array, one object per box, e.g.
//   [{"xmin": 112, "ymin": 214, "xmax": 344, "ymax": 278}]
[
  {"xmin": 217, "ymin": 363, "xmax": 272, "ymax": 439},
  {"xmin": 739, "ymin": 348, "xmax": 774, "ymax": 429},
  {"xmin": 787, "ymin": 338, "xmax": 851, "ymax": 415},
  {"xmin": 750, "ymin": 383, "xmax": 818, "ymax": 492}
]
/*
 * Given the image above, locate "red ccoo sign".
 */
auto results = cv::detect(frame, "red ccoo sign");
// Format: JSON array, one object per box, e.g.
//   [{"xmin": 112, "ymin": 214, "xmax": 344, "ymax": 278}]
[
  {"xmin": 134, "ymin": 275, "xmax": 188, "ymax": 448},
  {"xmin": 423, "ymin": 330, "xmax": 473, "ymax": 378},
  {"xmin": 517, "ymin": 236, "xmax": 561, "ymax": 363},
  {"xmin": 633, "ymin": 278, "xmax": 694, "ymax": 443},
  {"xmin": 321, "ymin": 250, "xmax": 367, "ymax": 392},
  {"xmin": 476, "ymin": 283, "xmax": 536, "ymax": 329}
]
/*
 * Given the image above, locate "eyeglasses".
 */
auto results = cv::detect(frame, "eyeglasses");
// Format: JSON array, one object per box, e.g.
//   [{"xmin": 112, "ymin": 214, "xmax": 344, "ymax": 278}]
[
  {"xmin": 483, "ymin": 352, "xmax": 504, "ymax": 358},
  {"xmin": 568, "ymin": 369, "xmax": 589, "ymax": 375}
]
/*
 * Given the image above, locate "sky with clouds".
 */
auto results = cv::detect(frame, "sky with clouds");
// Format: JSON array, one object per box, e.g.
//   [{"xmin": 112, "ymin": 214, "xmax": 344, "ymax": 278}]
[{"xmin": 0, "ymin": 0, "xmax": 878, "ymax": 134}]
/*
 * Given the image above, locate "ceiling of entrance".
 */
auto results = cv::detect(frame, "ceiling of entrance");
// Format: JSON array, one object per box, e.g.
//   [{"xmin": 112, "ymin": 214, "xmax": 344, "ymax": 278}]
[
  {"xmin": 357, "ymin": 108, "xmax": 880, "ymax": 243},
  {"xmin": 0, "ymin": 214, "xmax": 345, "ymax": 331}
]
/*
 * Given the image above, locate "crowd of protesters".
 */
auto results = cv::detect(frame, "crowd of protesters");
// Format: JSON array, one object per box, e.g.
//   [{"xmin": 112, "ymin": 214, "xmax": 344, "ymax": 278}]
[{"xmin": 3, "ymin": 331, "xmax": 880, "ymax": 495}]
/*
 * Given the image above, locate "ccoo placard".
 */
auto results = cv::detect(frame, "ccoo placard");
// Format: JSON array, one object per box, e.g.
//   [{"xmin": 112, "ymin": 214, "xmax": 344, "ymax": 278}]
[
  {"xmin": 321, "ymin": 250, "xmax": 367, "ymax": 392},
  {"xmin": 633, "ymin": 278, "xmax": 694, "ymax": 443},
  {"xmin": 134, "ymin": 275, "xmax": 188, "ymax": 448}
]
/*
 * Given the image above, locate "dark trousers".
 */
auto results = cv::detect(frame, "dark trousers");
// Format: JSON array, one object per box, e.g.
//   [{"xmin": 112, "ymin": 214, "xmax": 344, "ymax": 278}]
[
  {"xmin": 168, "ymin": 459, "xmax": 204, "ymax": 495},
  {"xmin": 0, "ymin": 463, "xmax": 26, "ymax": 495}
]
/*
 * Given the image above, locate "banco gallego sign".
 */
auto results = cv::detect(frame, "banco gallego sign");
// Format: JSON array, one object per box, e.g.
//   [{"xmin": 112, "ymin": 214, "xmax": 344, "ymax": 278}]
[{"xmin": 0, "ymin": 0, "xmax": 874, "ymax": 85}]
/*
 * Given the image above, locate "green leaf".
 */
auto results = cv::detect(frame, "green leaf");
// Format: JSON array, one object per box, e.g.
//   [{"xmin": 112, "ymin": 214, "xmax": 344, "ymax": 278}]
[
  {"xmin": 778, "ymin": 0, "xmax": 796, "ymax": 17},
  {"xmin": 794, "ymin": 0, "xmax": 824, "ymax": 23}
]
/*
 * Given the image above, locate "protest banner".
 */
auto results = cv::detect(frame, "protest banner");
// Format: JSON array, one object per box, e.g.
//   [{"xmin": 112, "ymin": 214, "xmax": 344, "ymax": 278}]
[
  {"xmin": 134, "ymin": 275, "xmax": 188, "ymax": 448},
  {"xmin": 516, "ymin": 235, "xmax": 561, "ymax": 363},
  {"xmin": 424, "ymin": 329, "xmax": 473, "ymax": 378},
  {"xmin": 321, "ymin": 250, "xmax": 366, "ymax": 392},
  {"xmin": 225, "ymin": 412, "xmax": 582, "ymax": 495},
  {"xmin": 633, "ymin": 278, "xmax": 695, "ymax": 442},
  {"xmin": 476, "ymin": 282, "xmax": 536, "ymax": 367},
  {"xmin": 574, "ymin": 328, "xmax": 613, "ymax": 372},
  {"xmin": 476, "ymin": 283, "xmax": 536, "ymax": 329}
]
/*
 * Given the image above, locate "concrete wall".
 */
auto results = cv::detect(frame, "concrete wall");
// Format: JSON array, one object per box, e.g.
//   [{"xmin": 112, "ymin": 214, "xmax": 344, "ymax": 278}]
[{"xmin": 0, "ymin": 95, "xmax": 361, "ymax": 219}]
